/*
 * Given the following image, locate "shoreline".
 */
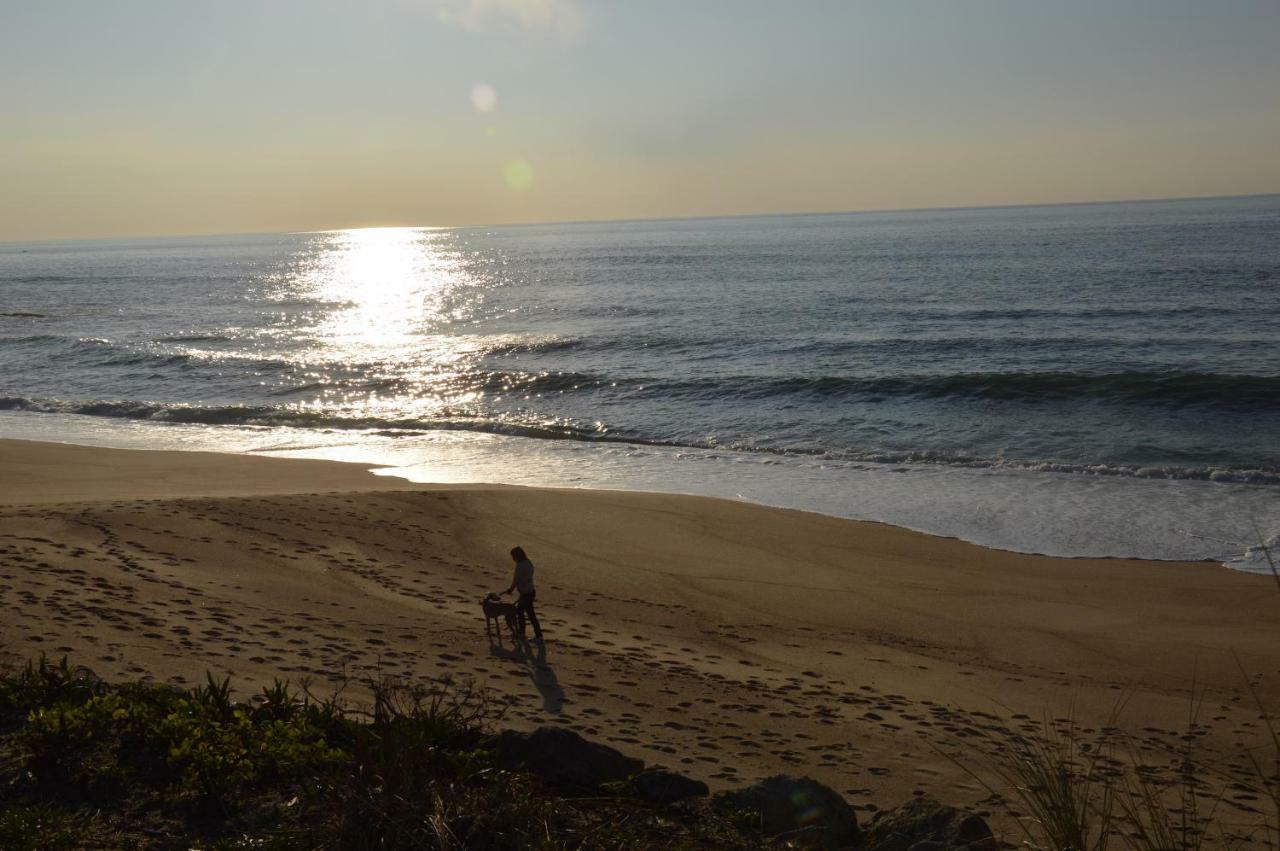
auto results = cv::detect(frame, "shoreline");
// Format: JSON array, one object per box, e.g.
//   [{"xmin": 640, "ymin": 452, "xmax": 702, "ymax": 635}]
[
  {"xmin": 0, "ymin": 432, "xmax": 1232, "ymax": 567},
  {"xmin": 0, "ymin": 411, "xmax": 1268, "ymax": 570},
  {"xmin": 3, "ymin": 437, "xmax": 1278, "ymax": 821}
]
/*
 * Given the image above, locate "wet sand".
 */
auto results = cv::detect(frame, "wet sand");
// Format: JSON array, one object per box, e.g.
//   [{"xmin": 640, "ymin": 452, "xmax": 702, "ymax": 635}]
[{"xmin": 1, "ymin": 438, "xmax": 1277, "ymax": 821}]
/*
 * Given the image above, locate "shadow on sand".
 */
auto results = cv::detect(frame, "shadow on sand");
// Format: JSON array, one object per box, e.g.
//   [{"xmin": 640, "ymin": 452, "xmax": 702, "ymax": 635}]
[{"xmin": 489, "ymin": 634, "xmax": 564, "ymax": 714}]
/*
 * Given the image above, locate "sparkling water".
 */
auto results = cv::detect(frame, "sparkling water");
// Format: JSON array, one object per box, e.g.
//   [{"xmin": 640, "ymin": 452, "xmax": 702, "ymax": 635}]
[{"xmin": 3, "ymin": 195, "xmax": 1278, "ymax": 568}]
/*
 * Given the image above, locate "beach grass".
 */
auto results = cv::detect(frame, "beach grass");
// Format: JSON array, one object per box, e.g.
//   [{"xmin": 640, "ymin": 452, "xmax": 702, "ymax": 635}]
[{"xmin": 941, "ymin": 677, "xmax": 1279, "ymax": 849}]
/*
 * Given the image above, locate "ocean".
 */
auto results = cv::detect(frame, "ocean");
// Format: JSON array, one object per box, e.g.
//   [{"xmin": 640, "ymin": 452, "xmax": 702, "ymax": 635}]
[{"xmin": 2, "ymin": 195, "xmax": 1278, "ymax": 570}]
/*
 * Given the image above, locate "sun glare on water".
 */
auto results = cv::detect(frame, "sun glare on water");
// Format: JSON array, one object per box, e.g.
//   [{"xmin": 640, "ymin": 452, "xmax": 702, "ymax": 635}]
[
  {"xmin": 277, "ymin": 227, "xmax": 489, "ymax": 416},
  {"xmin": 306, "ymin": 228, "xmax": 467, "ymax": 349}
]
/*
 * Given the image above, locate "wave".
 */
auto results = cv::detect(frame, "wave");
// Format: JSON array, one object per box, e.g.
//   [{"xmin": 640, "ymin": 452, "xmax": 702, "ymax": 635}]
[
  {"xmin": 5, "ymin": 325, "xmax": 1276, "ymax": 411},
  {"xmin": 19, "ymin": 334, "xmax": 602, "ymax": 381},
  {"xmin": 57, "ymin": 337, "xmax": 297, "ymax": 373},
  {"xmin": 169, "ymin": 368, "xmax": 1280, "ymax": 412},
  {"xmin": 806, "ymin": 448, "xmax": 1280, "ymax": 486},
  {"xmin": 547, "ymin": 370, "xmax": 1278, "ymax": 412},
  {"xmin": 2, "ymin": 275, "xmax": 83, "ymax": 284},
  {"xmin": 484, "ymin": 336, "xmax": 585, "ymax": 356},
  {"xmin": 899, "ymin": 304, "xmax": 1243, "ymax": 321},
  {"xmin": 13, "ymin": 332, "xmax": 1278, "ymax": 412},
  {"xmin": 152, "ymin": 333, "xmax": 237, "ymax": 344},
  {"xmin": 719, "ymin": 371, "xmax": 1280, "ymax": 411},
  {"xmin": 0, "ymin": 311, "xmax": 48, "ymax": 318},
  {"xmin": 487, "ymin": 332, "xmax": 1269, "ymax": 360},
  {"xmin": 2, "ymin": 394, "xmax": 1277, "ymax": 486},
  {"xmin": 0, "ymin": 395, "xmax": 615, "ymax": 443},
  {"xmin": 1, "ymin": 334, "xmax": 62, "ymax": 345},
  {"xmin": 485, "ymin": 333, "xmax": 741, "ymax": 358}
]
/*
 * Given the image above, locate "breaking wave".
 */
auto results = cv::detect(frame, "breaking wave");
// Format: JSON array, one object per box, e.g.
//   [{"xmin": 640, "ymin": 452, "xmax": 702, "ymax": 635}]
[{"xmin": 2, "ymin": 394, "xmax": 1277, "ymax": 485}]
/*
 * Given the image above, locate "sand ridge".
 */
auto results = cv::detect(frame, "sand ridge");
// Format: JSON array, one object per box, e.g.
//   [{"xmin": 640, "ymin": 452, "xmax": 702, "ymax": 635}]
[{"xmin": 1, "ymin": 440, "xmax": 1278, "ymax": 825}]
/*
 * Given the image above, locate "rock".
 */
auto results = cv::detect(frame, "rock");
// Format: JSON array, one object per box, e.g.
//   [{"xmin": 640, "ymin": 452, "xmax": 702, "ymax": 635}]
[
  {"xmin": 714, "ymin": 775, "xmax": 860, "ymax": 849},
  {"xmin": 776, "ymin": 825, "xmax": 836, "ymax": 848},
  {"xmin": 72, "ymin": 664, "xmax": 105, "ymax": 688},
  {"xmin": 630, "ymin": 769, "xmax": 709, "ymax": 804},
  {"xmin": 954, "ymin": 815, "xmax": 997, "ymax": 849},
  {"xmin": 489, "ymin": 727, "xmax": 644, "ymax": 790},
  {"xmin": 863, "ymin": 796, "xmax": 996, "ymax": 851}
]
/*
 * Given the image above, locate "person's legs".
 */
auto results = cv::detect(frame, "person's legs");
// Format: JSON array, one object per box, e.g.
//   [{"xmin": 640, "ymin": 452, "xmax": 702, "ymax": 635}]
[{"xmin": 517, "ymin": 592, "xmax": 543, "ymax": 639}]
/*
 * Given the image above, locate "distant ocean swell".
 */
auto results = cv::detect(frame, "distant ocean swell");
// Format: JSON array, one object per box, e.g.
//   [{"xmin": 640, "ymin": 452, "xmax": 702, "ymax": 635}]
[
  {"xmin": 0, "ymin": 302, "xmax": 1255, "ymax": 322},
  {"xmin": 657, "ymin": 371, "xmax": 1280, "ymax": 410},
  {"xmin": 17, "ymin": 331, "xmax": 1211, "ymax": 365},
  {"xmin": 10, "ymin": 330, "xmax": 1280, "ymax": 411},
  {"xmin": 304, "ymin": 369, "xmax": 1280, "ymax": 410},
  {"xmin": 3, "ymin": 394, "xmax": 1277, "ymax": 486},
  {"xmin": 490, "ymin": 333, "xmax": 1274, "ymax": 358}
]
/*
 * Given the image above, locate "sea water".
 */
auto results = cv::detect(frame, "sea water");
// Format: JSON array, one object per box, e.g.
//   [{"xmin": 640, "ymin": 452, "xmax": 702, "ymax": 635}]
[{"xmin": 2, "ymin": 196, "xmax": 1278, "ymax": 569}]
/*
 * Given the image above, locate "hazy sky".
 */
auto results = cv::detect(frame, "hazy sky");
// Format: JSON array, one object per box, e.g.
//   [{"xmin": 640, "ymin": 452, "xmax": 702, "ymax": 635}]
[{"xmin": 3, "ymin": 0, "xmax": 1279, "ymax": 239}]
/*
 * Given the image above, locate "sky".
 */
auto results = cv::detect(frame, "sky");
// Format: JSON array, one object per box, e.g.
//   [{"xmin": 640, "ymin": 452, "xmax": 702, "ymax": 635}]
[{"xmin": 2, "ymin": 0, "xmax": 1279, "ymax": 240}]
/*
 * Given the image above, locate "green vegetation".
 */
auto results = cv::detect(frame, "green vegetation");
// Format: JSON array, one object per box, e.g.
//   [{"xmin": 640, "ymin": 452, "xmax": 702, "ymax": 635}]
[
  {"xmin": 0, "ymin": 656, "xmax": 763, "ymax": 850},
  {"xmin": 6, "ymin": 654, "xmax": 1275, "ymax": 849}
]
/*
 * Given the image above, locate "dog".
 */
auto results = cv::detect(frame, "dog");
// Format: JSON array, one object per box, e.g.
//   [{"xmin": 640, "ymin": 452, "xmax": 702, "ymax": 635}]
[{"xmin": 482, "ymin": 592, "xmax": 520, "ymax": 642}]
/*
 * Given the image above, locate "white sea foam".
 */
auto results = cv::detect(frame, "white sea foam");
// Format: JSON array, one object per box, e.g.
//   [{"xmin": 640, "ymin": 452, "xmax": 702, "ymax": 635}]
[
  {"xmin": 1224, "ymin": 534, "xmax": 1280, "ymax": 576},
  {"xmin": 3, "ymin": 409, "xmax": 1274, "ymax": 574}
]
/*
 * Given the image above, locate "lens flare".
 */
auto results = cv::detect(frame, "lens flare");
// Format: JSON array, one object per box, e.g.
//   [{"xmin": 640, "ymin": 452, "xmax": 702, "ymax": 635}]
[
  {"xmin": 470, "ymin": 82, "xmax": 497, "ymax": 113},
  {"xmin": 504, "ymin": 158, "xmax": 534, "ymax": 191}
]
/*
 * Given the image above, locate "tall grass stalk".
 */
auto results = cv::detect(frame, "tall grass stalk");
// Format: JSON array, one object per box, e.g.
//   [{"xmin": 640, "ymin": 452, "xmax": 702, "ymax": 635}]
[
  {"xmin": 946, "ymin": 694, "xmax": 1278, "ymax": 849},
  {"xmin": 941, "ymin": 714, "xmax": 1120, "ymax": 850},
  {"xmin": 1234, "ymin": 653, "xmax": 1280, "ymax": 849},
  {"xmin": 1251, "ymin": 520, "xmax": 1280, "ymax": 593}
]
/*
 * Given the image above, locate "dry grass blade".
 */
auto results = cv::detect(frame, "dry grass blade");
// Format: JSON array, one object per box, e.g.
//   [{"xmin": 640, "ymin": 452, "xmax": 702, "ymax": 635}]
[
  {"xmin": 1232, "ymin": 652, "xmax": 1280, "ymax": 849},
  {"xmin": 937, "ymin": 712, "xmax": 1120, "ymax": 850},
  {"xmin": 1250, "ymin": 519, "xmax": 1280, "ymax": 593}
]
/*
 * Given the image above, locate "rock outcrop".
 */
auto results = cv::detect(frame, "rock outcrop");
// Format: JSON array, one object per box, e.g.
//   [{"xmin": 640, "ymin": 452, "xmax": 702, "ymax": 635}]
[
  {"xmin": 862, "ymin": 795, "xmax": 997, "ymax": 851},
  {"xmin": 488, "ymin": 727, "xmax": 644, "ymax": 790},
  {"xmin": 714, "ymin": 774, "xmax": 861, "ymax": 849},
  {"xmin": 491, "ymin": 726, "xmax": 995, "ymax": 851},
  {"xmin": 629, "ymin": 768, "xmax": 710, "ymax": 804}
]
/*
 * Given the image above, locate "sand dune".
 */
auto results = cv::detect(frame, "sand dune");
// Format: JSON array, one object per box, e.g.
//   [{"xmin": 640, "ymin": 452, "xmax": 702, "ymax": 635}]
[{"xmin": 1, "ymin": 438, "xmax": 1277, "ymax": 823}]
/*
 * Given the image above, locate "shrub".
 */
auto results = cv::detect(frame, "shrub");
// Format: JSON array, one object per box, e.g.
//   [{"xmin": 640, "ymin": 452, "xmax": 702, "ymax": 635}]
[
  {"xmin": 304, "ymin": 676, "xmax": 535, "ymax": 850},
  {"xmin": 19, "ymin": 670, "xmax": 341, "ymax": 814},
  {"xmin": 0, "ymin": 805, "xmax": 82, "ymax": 851},
  {"xmin": 0, "ymin": 656, "xmax": 102, "ymax": 720},
  {"xmin": 1, "ymin": 660, "xmax": 763, "ymax": 849}
]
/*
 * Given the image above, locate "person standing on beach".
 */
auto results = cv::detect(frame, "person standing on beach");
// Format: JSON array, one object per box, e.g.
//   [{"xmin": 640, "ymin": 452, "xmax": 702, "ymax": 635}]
[{"xmin": 501, "ymin": 546, "xmax": 543, "ymax": 641}]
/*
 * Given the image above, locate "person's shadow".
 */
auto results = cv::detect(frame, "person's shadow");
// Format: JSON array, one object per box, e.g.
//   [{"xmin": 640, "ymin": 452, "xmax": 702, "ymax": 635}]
[{"xmin": 489, "ymin": 635, "xmax": 564, "ymax": 714}]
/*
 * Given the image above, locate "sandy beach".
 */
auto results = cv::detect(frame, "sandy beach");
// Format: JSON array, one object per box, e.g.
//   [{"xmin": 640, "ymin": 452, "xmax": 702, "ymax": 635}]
[{"xmin": 2, "ymin": 438, "xmax": 1277, "ymax": 822}]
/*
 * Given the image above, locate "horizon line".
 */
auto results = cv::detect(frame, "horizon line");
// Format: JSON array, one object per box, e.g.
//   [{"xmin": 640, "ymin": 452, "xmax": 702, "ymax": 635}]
[{"xmin": 3, "ymin": 190, "xmax": 1278, "ymax": 246}]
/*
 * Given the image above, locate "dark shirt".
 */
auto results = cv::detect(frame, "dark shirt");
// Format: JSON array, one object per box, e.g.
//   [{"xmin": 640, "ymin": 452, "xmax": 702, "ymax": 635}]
[{"xmin": 512, "ymin": 559, "xmax": 535, "ymax": 594}]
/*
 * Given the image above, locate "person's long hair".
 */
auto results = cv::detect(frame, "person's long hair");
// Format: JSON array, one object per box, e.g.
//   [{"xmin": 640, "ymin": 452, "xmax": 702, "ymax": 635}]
[{"xmin": 510, "ymin": 546, "xmax": 528, "ymax": 562}]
